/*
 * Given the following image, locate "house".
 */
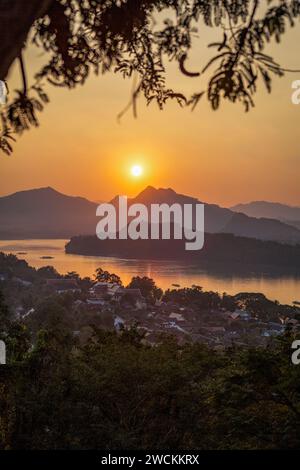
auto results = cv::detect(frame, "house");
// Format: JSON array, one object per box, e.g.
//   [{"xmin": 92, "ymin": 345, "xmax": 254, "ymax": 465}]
[
  {"xmin": 46, "ymin": 279, "xmax": 81, "ymax": 293},
  {"xmin": 90, "ymin": 282, "xmax": 108, "ymax": 298},
  {"xmin": 88, "ymin": 283, "xmax": 145, "ymax": 309},
  {"xmin": 89, "ymin": 282, "xmax": 120, "ymax": 300},
  {"xmin": 234, "ymin": 309, "xmax": 251, "ymax": 321},
  {"xmin": 114, "ymin": 288, "xmax": 146, "ymax": 309},
  {"xmin": 223, "ymin": 311, "xmax": 240, "ymax": 321},
  {"xmin": 87, "ymin": 282, "xmax": 114, "ymax": 305},
  {"xmin": 169, "ymin": 312, "xmax": 185, "ymax": 322},
  {"xmin": 87, "ymin": 298, "xmax": 105, "ymax": 306}
]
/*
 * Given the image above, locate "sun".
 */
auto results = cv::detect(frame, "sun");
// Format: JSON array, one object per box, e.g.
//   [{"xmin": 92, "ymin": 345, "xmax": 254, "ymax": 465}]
[{"xmin": 130, "ymin": 164, "xmax": 143, "ymax": 177}]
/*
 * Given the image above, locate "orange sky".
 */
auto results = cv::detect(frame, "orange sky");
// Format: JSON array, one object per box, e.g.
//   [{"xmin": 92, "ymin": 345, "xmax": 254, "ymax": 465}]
[{"xmin": 1, "ymin": 22, "xmax": 300, "ymax": 207}]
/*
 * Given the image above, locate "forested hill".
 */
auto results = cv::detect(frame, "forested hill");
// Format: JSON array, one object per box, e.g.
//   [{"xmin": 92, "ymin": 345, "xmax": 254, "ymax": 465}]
[{"xmin": 66, "ymin": 232, "xmax": 300, "ymax": 272}]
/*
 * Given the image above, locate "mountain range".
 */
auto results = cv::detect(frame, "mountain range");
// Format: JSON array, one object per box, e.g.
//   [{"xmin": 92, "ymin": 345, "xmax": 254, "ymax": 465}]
[
  {"xmin": 231, "ymin": 201, "xmax": 300, "ymax": 230},
  {"xmin": 1, "ymin": 186, "xmax": 300, "ymax": 245}
]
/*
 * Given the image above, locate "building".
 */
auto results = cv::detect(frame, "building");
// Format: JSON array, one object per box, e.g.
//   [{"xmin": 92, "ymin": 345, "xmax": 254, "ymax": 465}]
[
  {"xmin": 114, "ymin": 288, "xmax": 146, "ymax": 309},
  {"xmin": 88, "ymin": 282, "xmax": 146, "ymax": 309},
  {"xmin": 89, "ymin": 282, "xmax": 120, "ymax": 300},
  {"xmin": 169, "ymin": 312, "xmax": 185, "ymax": 322},
  {"xmin": 233, "ymin": 309, "xmax": 251, "ymax": 321},
  {"xmin": 46, "ymin": 279, "xmax": 81, "ymax": 293}
]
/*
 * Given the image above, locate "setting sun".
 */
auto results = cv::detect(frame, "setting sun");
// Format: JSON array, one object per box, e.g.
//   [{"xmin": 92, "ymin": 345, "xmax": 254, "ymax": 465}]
[{"xmin": 131, "ymin": 165, "xmax": 143, "ymax": 177}]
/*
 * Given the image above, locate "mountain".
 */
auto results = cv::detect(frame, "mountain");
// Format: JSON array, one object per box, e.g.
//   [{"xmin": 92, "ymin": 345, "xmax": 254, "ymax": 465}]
[
  {"xmin": 111, "ymin": 186, "xmax": 300, "ymax": 244},
  {"xmin": 0, "ymin": 187, "xmax": 98, "ymax": 239},
  {"xmin": 231, "ymin": 201, "xmax": 300, "ymax": 230},
  {"xmin": 221, "ymin": 211, "xmax": 300, "ymax": 241},
  {"xmin": 1, "ymin": 186, "xmax": 300, "ymax": 244}
]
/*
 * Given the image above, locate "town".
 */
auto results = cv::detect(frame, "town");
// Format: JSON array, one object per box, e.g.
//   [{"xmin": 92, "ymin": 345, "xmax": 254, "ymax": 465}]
[{"xmin": 1, "ymin": 252, "xmax": 300, "ymax": 351}]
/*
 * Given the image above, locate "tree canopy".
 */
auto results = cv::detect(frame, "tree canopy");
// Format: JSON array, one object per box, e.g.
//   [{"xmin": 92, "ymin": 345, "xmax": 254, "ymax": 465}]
[
  {"xmin": 94, "ymin": 267, "xmax": 123, "ymax": 285},
  {"xmin": 127, "ymin": 276, "xmax": 163, "ymax": 302},
  {"xmin": 1, "ymin": 0, "xmax": 300, "ymax": 154},
  {"xmin": 2, "ymin": 317, "xmax": 300, "ymax": 450}
]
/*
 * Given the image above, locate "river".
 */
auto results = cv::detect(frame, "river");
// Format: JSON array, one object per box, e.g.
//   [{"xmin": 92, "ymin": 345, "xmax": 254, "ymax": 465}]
[{"xmin": 0, "ymin": 239, "xmax": 299, "ymax": 305}]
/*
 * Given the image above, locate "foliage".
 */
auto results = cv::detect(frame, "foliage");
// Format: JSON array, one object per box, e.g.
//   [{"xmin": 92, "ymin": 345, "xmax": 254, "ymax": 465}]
[
  {"xmin": 127, "ymin": 276, "xmax": 162, "ymax": 302},
  {"xmin": 36, "ymin": 265, "xmax": 61, "ymax": 279},
  {"xmin": 0, "ymin": 289, "xmax": 10, "ymax": 331},
  {"xmin": 0, "ymin": 252, "xmax": 36, "ymax": 281},
  {"xmin": 2, "ymin": 0, "xmax": 300, "ymax": 154},
  {"xmin": 1, "ymin": 319, "xmax": 300, "ymax": 449},
  {"xmin": 94, "ymin": 267, "xmax": 123, "ymax": 285},
  {"xmin": 163, "ymin": 285, "xmax": 221, "ymax": 309}
]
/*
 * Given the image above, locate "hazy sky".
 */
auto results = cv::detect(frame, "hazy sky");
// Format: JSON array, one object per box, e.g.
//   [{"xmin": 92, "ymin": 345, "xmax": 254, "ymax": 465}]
[{"xmin": 1, "ymin": 20, "xmax": 300, "ymax": 207}]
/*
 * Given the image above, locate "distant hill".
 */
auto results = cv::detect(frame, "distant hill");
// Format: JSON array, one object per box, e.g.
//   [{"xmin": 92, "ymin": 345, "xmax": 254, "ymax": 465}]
[
  {"xmin": 1, "ymin": 186, "xmax": 300, "ymax": 244},
  {"xmin": 231, "ymin": 201, "xmax": 300, "ymax": 230},
  {"xmin": 113, "ymin": 186, "xmax": 300, "ymax": 244},
  {"xmin": 111, "ymin": 186, "xmax": 236, "ymax": 234},
  {"xmin": 0, "ymin": 187, "xmax": 98, "ymax": 239},
  {"xmin": 66, "ymin": 231, "xmax": 300, "ymax": 272}
]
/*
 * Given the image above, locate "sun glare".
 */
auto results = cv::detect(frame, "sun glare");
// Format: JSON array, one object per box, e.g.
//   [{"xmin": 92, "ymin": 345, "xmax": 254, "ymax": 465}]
[{"xmin": 131, "ymin": 164, "xmax": 143, "ymax": 177}]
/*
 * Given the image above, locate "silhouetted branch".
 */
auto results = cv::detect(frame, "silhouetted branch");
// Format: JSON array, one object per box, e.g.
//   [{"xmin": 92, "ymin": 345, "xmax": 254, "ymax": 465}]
[
  {"xmin": 1, "ymin": 0, "xmax": 300, "ymax": 154},
  {"xmin": 18, "ymin": 52, "xmax": 28, "ymax": 95}
]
